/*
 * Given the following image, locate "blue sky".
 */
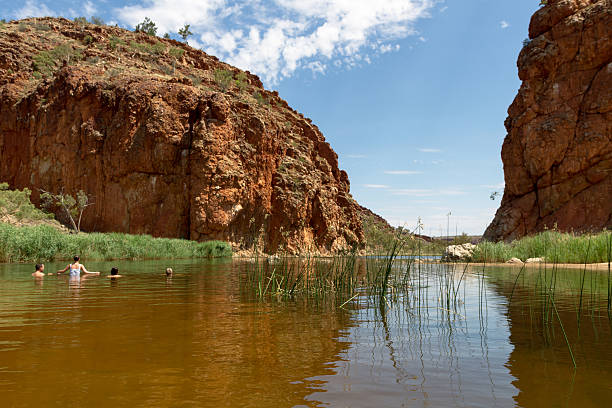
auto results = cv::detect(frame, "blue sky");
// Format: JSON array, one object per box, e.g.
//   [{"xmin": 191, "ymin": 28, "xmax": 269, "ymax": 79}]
[{"xmin": 3, "ymin": 0, "xmax": 541, "ymax": 236}]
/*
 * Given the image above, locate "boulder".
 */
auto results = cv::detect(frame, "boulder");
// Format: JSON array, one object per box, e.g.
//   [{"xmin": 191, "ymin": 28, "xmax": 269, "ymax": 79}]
[{"xmin": 441, "ymin": 243, "xmax": 476, "ymax": 262}]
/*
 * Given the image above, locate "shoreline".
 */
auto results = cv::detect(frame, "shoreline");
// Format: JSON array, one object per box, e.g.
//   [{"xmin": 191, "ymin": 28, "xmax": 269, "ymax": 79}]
[{"xmin": 452, "ymin": 261, "xmax": 611, "ymax": 271}]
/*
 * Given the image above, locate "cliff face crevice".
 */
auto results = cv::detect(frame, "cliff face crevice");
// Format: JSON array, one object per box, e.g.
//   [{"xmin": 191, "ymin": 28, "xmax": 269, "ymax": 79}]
[
  {"xmin": 485, "ymin": 0, "xmax": 612, "ymax": 241},
  {"xmin": 0, "ymin": 18, "xmax": 364, "ymax": 253}
]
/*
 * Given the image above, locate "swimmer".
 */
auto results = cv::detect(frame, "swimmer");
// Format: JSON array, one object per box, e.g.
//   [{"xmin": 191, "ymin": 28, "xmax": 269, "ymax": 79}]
[
  {"xmin": 165, "ymin": 267, "xmax": 173, "ymax": 277},
  {"xmin": 106, "ymin": 267, "xmax": 122, "ymax": 279},
  {"xmin": 32, "ymin": 263, "xmax": 45, "ymax": 278},
  {"xmin": 57, "ymin": 256, "xmax": 100, "ymax": 276}
]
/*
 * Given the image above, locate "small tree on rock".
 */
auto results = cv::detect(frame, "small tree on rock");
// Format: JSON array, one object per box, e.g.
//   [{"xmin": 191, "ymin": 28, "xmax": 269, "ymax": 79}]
[
  {"xmin": 135, "ymin": 17, "xmax": 157, "ymax": 36},
  {"xmin": 178, "ymin": 24, "xmax": 192, "ymax": 42},
  {"xmin": 40, "ymin": 189, "xmax": 93, "ymax": 233}
]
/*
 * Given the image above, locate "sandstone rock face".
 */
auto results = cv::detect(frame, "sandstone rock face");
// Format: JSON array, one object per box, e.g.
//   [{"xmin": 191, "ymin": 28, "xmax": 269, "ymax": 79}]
[
  {"xmin": 485, "ymin": 0, "xmax": 612, "ymax": 241},
  {"xmin": 0, "ymin": 18, "xmax": 364, "ymax": 253}
]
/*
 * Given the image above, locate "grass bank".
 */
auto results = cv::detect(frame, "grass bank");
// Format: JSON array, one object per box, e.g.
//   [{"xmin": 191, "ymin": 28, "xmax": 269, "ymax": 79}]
[
  {"xmin": 0, "ymin": 223, "xmax": 232, "ymax": 263},
  {"xmin": 473, "ymin": 230, "xmax": 612, "ymax": 264}
]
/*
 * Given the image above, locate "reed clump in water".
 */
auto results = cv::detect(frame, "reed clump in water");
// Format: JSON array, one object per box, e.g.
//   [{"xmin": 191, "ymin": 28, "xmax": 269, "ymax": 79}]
[
  {"xmin": 243, "ymin": 231, "xmax": 612, "ymax": 369},
  {"xmin": 472, "ymin": 230, "xmax": 612, "ymax": 263},
  {"xmin": 0, "ymin": 223, "xmax": 232, "ymax": 262}
]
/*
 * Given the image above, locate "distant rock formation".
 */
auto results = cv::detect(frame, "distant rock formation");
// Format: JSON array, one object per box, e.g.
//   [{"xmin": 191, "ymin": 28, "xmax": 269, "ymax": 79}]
[
  {"xmin": 485, "ymin": 0, "xmax": 612, "ymax": 241},
  {"xmin": 0, "ymin": 17, "xmax": 364, "ymax": 253}
]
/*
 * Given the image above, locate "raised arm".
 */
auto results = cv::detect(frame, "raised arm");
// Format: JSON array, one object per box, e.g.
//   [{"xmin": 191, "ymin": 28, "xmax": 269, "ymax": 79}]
[
  {"xmin": 81, "ymin": 264, "xmax": 100, "ymax": 275},
  {"xmin": 57, "ymin": 264, "xmax": 69, "ymax": 274}
]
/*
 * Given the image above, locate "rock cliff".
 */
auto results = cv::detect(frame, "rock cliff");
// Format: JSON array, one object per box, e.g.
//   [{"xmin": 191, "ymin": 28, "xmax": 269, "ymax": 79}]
[
  {"xmin": 0, "ymin": 17, "xmax": 364, "ymax": 253},
  {"xmin": 485, "ymin": 0, "xmax": 612, "ymax": 241}
]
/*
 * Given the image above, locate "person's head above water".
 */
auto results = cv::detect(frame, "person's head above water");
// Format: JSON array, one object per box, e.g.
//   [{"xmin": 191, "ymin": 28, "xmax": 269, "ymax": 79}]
[
  {"xmin": 165, "ymin": 268, "xmax": 173, "ymax": 276},
  {"xmin": 73, "ymin": 255, "xmax": 80, "ymax": 262},
  {"xmin": 35, "ymin": 264, "xmax": 44, "ymax": 272},
  {"xmin": 110, "ymin": 267, "xmax": 119, "ymax": 276}
]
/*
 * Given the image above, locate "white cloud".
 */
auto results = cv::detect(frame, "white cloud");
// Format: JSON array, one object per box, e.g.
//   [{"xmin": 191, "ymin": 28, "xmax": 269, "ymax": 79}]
[
  {"xmin": 391, "ymin": 188, "xmax": 466, "ymax": 197},
  {"xmin": 418, "ymin": 148, "xmax": 441, "ymax": 153},
  {"xmin": 418, "ymin": 36, "xmax": 427, "ymax": 42},
  {"xmin": 364, "ymin": 184, "xmax": 390, "ymax": 189},
  {"xmin": 13, "ymin": 0, "xmax": 55, "ymax": 19},
  {"xmin": 500, "ymin": 20, "xmax": 509, "ymax": 29},
  {"xmin": 440, "ymin": 6, "xmax": 448, "ymax": 13},
  {"xmin": 83, "ymin": 1, "xmax": 97, "ymax": 16},
  {"xmin": 113, "ymin": 0, "xmax": 435, "ymax": 84},
  {"xmin": 391, "ymin": 189, "xmax": 433, "ymax": 196},
  {"xmin": 384, "ymin": 170, "xmax": 422, "ymax": 175},
  {"xmin": 480, "ymin": 182, "xmax": 505, "ymax": 189}
]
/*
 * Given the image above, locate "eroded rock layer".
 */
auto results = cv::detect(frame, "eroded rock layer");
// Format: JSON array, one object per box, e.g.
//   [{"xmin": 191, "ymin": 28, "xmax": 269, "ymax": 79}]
[
  {"xmin": 485, "ymin": 0, "xmax": 612, "ymax": 241},
  {"xmin": 0, "ymin": 18, "xmax": 364, "ymax": 253}
]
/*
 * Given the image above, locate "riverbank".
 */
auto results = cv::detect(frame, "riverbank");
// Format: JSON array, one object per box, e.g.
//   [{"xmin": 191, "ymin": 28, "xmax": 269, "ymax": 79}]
[
  {"xmin": 472, "ymin": 230, "xmax": 611, "ymax": 264},
  {"xmin": 0, "ymin": 223, "xmax": 232, "ymax": 263}
]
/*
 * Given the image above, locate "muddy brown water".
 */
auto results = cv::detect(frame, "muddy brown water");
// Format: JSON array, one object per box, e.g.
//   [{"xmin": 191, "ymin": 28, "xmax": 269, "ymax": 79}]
[{"xmin": 0, "ymin": 259, "xmax": 611, "ymax": 407}]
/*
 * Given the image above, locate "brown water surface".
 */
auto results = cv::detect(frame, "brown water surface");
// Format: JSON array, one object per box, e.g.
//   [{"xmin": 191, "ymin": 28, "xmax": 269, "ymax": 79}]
[{"xmin": 0, "ymin": 259, "xmax": 611, "ymax": 407}]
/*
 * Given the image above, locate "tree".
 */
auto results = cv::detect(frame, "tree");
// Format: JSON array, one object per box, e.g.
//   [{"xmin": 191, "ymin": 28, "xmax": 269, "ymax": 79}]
[
  {"xmin": 90, "ymin": 16, "xmax": 104, "ymax": 25},
  {"xmin": 178, "ymin": 24, "xmax": 192, "ymax": 42},
  {"xmin": 40, "ymin": 189, "xmax": 93, "ymax": 233},
  {"xmin": 135, "ymin": 17, "xmax": 157, "ymax": 36}
]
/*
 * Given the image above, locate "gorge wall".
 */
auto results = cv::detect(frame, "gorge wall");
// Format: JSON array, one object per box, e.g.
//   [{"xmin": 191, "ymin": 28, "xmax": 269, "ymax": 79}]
[
  {"xmin": 0, "ymin": 18, "xmax": 364, "ymax": 253},
  {"xmin": 485, "ymin": 0, "xmax": 612, "ymax": 241}
]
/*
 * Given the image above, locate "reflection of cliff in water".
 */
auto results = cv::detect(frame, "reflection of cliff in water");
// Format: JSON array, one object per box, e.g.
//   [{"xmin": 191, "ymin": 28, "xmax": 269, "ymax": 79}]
[
  {"xmin": 0, "ymin": 260, "xmax": 356, "ymax": 407},
  {"xmin": 485, "ymin": 266, "xmax": 612, "ymax": 407}
]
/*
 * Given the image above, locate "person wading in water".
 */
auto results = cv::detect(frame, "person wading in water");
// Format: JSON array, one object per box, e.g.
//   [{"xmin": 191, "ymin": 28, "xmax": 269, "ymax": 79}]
[{"xmin": 56, "ymin": 256, "xmax": 99, "ymax": 277}]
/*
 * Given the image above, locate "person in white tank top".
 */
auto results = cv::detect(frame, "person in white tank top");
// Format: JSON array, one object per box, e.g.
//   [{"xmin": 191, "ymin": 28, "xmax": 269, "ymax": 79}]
[{"xmin": 56, "ymin": 255, "xmax": 100, "ymax": 276}]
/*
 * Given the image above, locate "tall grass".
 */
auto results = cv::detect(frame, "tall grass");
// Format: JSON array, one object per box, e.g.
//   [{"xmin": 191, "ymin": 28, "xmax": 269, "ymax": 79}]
[
  {"xmin": 0, "ymin": 223, "xmax": 231, "ymax": 262},
  {"xmin": 473, "ymin": 230, "xmax": 612, "ymax": 263}
]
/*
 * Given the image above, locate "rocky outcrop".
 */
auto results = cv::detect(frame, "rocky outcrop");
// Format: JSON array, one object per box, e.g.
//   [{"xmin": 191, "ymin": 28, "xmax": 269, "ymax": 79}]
[
  {"xmin": 441, "ymin": 243, "xmax": 476, "ymax": 262},
  {"xmin": 0, "ymin": 18, "xmax": 364, "ymax": 253},
  {"xmin": 485, "ymin": 0, "xmax": 612, "ymax": 241}
]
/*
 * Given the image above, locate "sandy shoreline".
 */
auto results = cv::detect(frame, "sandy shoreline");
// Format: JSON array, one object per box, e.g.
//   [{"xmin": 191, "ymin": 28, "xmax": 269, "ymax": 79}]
[{"xmin": 454, "ymin": 262, "xmax": 611, "ymax": 271}]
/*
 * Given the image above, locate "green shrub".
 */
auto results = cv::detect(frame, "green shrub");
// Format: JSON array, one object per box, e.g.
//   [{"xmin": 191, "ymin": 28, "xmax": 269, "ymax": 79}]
[
  {"xmin": 34, "ymin": 23, "xmax": 51, "ymax": 32},
  {"xmin": 130, "ymin": 40, "xmax": 165, "ymax": 55},
  {"xmin": 253, "ymin": 91, "xmax": 268, "ymax": 105},
  {"xmin": 235, "ymin": 71, "xmax": 248, "ymax": 92},
  {"xmin": 108, "ymin": 35, "xmax": 124, "ymax": 50},
  {"xmin": 74, "ymin": 17, "xmax": 88, "ymax": 26},
  {"xmin": 169, "ymin": 47, "xmax": 184, "ymax": 58},
  {"xmin": 0, "ymin": 183, "xmax": 53, "ymax": 222},
  {"xmin": 214, "ymin": 69, "xmax": 233, "ymax": 91},
  {"xmin": 82, "ymin": 35, "xmax": 94, "ymax": 45}
]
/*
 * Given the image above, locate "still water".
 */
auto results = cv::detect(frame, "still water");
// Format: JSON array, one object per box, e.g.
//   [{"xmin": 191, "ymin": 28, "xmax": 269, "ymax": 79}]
[{"xmin": 0, "ymin": 259, "xmax": 611, "ymax": 407}]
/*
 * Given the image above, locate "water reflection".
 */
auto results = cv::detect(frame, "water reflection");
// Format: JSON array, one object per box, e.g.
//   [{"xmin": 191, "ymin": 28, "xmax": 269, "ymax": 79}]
[{"xmin": 0, "ymin": 260, "xmax": 610, "ymax": 407}]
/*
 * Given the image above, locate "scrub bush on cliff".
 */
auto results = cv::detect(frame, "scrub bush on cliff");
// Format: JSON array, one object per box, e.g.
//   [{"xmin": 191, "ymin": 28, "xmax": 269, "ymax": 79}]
[{"xmin": 0, "ymin": 183, "xmax": 53, "ymax": 222}]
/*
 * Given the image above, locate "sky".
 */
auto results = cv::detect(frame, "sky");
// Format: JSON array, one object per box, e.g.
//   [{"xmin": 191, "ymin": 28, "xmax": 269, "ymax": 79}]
[{"xmin": 2, "ymin": 0, "xmax": 541, "ymax": 236}]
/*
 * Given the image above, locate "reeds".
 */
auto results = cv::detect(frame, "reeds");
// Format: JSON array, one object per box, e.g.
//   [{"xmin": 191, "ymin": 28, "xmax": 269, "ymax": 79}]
[
  {"xmin": 0, "ymin": 223, "xmax": 232, "ymax": 262},
  {"xmin": 472, "ymin": 230, "xmax": 612, "ymax": 263},
  {"xmin": 241, "ymin": 230, "xmax": 612, "ymax": 369}
]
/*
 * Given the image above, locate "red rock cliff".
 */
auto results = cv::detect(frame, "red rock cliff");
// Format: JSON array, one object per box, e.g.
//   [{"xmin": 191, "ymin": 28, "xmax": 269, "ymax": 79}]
[
  {"xmin": 0, "ymin": 18, "xmax": 364, "ymax": 253},
  {"xmin": 485, "ymin": 0, "xmax": 612, "ymax": 241}
]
